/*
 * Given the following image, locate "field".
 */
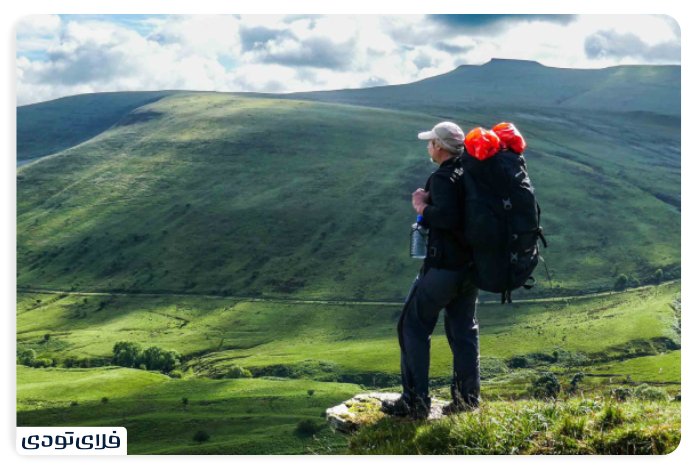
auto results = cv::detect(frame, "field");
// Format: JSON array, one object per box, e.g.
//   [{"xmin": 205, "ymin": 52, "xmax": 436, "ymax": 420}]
[
  {"xmin": 17, "ymin": 94, "xmax": 679, "ymax": 301},
  {"xmin": 17, "ymin": 282, "xmax": 681, "ymax": 454}
]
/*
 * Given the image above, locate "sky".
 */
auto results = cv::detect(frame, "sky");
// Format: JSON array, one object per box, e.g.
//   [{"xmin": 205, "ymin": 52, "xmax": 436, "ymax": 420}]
[{"xmin": 15, "ymin": 14, "xmax": 681, "ymax": 105}]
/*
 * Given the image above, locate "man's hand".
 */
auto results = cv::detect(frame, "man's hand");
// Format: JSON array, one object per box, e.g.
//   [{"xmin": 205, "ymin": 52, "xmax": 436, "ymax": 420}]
[{"xmin": 412, "ymin": 188, "xmax": 430, "ymax": 215}]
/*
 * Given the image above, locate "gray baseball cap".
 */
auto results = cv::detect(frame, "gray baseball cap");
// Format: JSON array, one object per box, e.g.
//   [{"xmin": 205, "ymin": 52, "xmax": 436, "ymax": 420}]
[{"xmin": 418, "ymin": 121, "xmax": 465, "ymax": 153}]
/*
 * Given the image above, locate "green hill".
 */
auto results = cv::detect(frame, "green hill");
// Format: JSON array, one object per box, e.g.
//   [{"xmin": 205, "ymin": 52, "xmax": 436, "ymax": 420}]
[
  {"xmin": 17, "ymin": 90, "xmax": 679, "ymax": 299},
  {"xmin": 17, "ymin": 91, "xmax": 177, "ymax": 164},
  {"xmin": 286, "ymin": 59, "xmax": 680, "ymax": 117}
]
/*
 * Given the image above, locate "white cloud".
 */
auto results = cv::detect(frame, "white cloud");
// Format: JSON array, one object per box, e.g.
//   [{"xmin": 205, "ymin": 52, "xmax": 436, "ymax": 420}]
[
  {"xmin": 16, "ymin": 14, "xmax": 61, "ymax": 55},
  {"xmin": 15, "ymin": 14, "xmax": 681, "ymax": 105}
]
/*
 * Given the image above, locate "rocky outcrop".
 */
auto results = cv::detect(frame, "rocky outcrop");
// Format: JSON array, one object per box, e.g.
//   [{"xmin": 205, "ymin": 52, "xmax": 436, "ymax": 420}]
[{"xmin": 325, "ymin": 392, "xmax": 448, "ymax": 433}]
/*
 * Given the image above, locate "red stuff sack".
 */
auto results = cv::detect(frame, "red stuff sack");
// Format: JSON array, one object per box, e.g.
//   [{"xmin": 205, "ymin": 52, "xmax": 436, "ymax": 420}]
[
  {"xmin": 492, "ymin": 122, "xmax": 526, "ymax": 154},
  {"xmin": 464, "ymin": 127, "xmax": 501, "ymax": 161}
]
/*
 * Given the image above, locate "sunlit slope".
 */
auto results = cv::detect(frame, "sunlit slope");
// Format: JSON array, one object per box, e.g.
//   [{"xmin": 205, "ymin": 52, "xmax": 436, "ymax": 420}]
[
  {"xmin": 17, "ymin": 92, "xmax": 679, "ymax": 299},
  {"xmin": 17, "ymin": 91, "xmax": 177, "ymax": 163},
  {"xmin": 16, "ymin": 282, "xmax": 680, "ymax": 381}
]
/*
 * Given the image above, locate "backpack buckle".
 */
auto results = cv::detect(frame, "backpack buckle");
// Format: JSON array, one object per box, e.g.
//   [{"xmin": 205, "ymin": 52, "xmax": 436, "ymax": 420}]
[
  {"xmin": 510, "ymin": 252, "xmax": 518, "ymax": 264},
  {"xmin": 502, "ymin": 198, "xmax": 512, "ymax": 210}
]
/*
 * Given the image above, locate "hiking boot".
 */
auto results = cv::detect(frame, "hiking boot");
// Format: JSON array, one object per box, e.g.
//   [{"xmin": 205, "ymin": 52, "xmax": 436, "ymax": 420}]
[
  {"xmin": 442, "ymin": 401, "xmax": 477, "ymax": 416},
  {"xmin": 382, "ymin": 396, "xmax": 430, "ymax": 420},
  {"xmin": 410, "ymin": 400, "xmax": 430, "ymax": 420},
  {"xmin": 381, "ymin": 397, "xmax": 412, "ymax": 417}
]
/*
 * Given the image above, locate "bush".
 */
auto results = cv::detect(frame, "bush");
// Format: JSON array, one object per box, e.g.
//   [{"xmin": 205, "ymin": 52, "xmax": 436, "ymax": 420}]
[
  {"xmin": 568, "ymin": 372, "xmax": 585, "ymax": 395},
  {"xmin": 307, "ymin": 389, "xmax": 316, "ymax": 397},
  {"xmin": 193, "ymin": 430, "xmax": 210, "ymax": 443},
  {"xmin": 295, "ymin": 419, "xmax": 322, "ymax": 437},
  {"xmin": 223, "ymin": 365, "xmax": 252, "ymax": 379},
  {"xmin": 508, "ymin": 356, "xmax": 529, "ymax": 368},
  {"xmin": 112, "ymin": 341, "xmax": 142, "ymax": 368},
  {"xmin": 610, "ymin": 387, "xmax": 633, "ymax": 402},
  {"xmin": 140, "ymin": 346, "xmax": 181, "ymax": 372},
  {"xmin": 62, "ymin": 356, "xmax": 78, "ymax": 368},
  {"xmin": 17, "ymin": 349, "xmax": 37, "ymax": 366},
  {"xmin": 101, "ymin": 397, "xmax": 109, "ymax": 405},
  {"xmin": 169, "ymin": 370, "xmax": 183, "ymax": 379},
  {"xmin": 530, "ymin": 372, "xmax": 561, "ymax": 399},
  {"xmin": 614, "ymin": 274, "xmax": 628, "ymax": 291},
  {"xmin": 653, "ymin": 268, "xmax": 664, "ymax": 284},
  {"xmin": 31, "ymin": 358, "xmax": 54, "ymax": 368},
  {"xmin": 633, "ymin": 384, "xmax": 669, "ymax": 402}
]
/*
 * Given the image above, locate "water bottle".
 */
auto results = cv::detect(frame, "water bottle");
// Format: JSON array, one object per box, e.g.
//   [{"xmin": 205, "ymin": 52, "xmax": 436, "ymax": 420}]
[{"xmin": 410, "ymin": 215, "xmax": 428, "ymax": 259}]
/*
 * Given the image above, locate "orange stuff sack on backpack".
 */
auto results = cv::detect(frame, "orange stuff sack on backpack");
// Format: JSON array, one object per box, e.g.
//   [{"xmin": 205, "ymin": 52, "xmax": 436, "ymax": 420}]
[
  {"xmin": 492, "ymin": 122, "xmax": 526, "ymax": 154},
  {"xmin": 464, "ymin": 127, "xmax": 501, "ymax": 161}
]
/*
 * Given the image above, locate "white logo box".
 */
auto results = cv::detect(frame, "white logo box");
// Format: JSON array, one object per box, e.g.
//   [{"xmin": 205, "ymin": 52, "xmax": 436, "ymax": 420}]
[{"xmin": 17, "ymin": 427, "xmax": 127, "ymax": 455}]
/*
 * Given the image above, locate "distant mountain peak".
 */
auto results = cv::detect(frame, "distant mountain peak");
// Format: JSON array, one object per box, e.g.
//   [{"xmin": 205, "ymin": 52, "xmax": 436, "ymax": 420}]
[{"xmin": 483, "ymin": 58, "xmax": 544, "ymax": 67}]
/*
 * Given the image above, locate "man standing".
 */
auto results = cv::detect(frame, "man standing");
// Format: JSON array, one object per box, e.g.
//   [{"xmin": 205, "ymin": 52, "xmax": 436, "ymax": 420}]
[{"xmin": 384, "ymin": 121, "xmax": 480, "ymax": 419}]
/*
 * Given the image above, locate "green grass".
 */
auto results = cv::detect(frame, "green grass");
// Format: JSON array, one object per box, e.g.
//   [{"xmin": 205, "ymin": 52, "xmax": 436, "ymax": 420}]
[
  {"xmin": 17, "ymin": 91, "xmax": 176, "ymax": 162},
  {"xmin": 17, "ymin": 282, "xmax": 681, "ymax": 383},
  {"xmin": 17, "ymin": 365, "xmax": 360, "ymax": 454},
  {"xmin": 589, "ymin": 351, "xmax": 681, "ymax": 383},
  {"xmin": 348, "ymin": 396, "xmax": 680, "ymax": 454},
  {"xmin": 17, "ymin": 92, "xmax": 679, "ymax": 299}
]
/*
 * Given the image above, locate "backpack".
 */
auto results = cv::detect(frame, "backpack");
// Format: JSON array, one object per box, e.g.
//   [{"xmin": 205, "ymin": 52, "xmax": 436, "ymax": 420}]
[{"xmin": 454, "ymin": 125, "xmax": 548, "ymax": 303}]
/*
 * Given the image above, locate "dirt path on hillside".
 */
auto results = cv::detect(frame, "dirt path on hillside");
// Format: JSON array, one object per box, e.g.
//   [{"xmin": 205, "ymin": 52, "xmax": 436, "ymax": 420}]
[{"xmin": 17, "ymin": 280, "xmax": 679, "ymax": 307}]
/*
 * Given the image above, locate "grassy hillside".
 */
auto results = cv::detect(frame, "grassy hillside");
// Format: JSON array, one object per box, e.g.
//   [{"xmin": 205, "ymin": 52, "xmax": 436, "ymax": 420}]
[
  {"xmin": 17, "ymin": 282, "xmax": 681, "ymax": 454},
  {"xmin": 17, "ymin": 92, "xmax": 680, "ymax": 299},
  {"xmin": 17, "ymin": 282, "xmax": 681, "ymax": 384},
  {"xmin": 348, "ymin": 396, "xmax": 680, "ymax": 455},
  {"xmin": 17, "ymin": 91, "xmax": 176, "ymax": 163},
  {"xmin": 17, "ymin": 366, "xmax": 360, "ymax": 454}
]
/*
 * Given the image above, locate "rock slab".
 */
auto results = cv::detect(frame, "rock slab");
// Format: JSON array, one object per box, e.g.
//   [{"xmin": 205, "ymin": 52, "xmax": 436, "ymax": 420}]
[{"xmin": 325, "ymin": 392, "xmax": 448, "ymax": 433}]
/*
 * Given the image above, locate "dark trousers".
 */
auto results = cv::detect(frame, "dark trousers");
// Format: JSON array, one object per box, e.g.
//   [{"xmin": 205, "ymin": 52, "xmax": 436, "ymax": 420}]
[{"xmin": 397, "ymin": 265, "xmax": 480, "ymax": 408}]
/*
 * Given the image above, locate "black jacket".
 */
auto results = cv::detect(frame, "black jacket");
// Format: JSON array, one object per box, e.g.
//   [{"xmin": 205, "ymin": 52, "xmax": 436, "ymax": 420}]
[{"xmin": 421, "ymin": 157, "xmax": 472, "ymax": 270}]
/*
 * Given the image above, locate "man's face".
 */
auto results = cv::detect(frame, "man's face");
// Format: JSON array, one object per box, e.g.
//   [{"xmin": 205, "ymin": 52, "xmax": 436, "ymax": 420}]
[{"xmin": 427, "ymin": 139, "xmax": 438, "ymax": 164}]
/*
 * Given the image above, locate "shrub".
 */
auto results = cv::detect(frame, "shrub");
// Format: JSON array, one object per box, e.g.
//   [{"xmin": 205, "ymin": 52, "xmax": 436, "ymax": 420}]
[
  {"xmin": 223, "ymin": 365, "xmax": 252, "ymax": 379},
  {"xmin": 169, "ymin": 370, "xmax": 183, "ymax": 379},
  {"xmin": 654, "ymin": 268, "xmax": 664, "ymax": 284},
  {"xmin": 63, "ymin": 356, "xmax": 77, "ymax": 368},
  {"xmin": 610, "ymin": 387, "xmax": 633, "ymax": 402},
  {"xmin": 31, "ymin": 358, "xmax": 54, "ymax": 368},
  {"xmin": 17, "ymin": 349, "xmax": 37, "ymax": 366},
  {"xmin": 508, "ymin": 356, "xmax": 529, "ymax": 368},
  {"xmin": 530, "ymin": 372, "xmax": 561, "ymax": 399},
  {"xmin": 614, "ymin": 274, "xmax": 628, "ymax": 291},
  {"xmin": 140, "ymin": 346, "xmax": 181, "ymax": 372},
  {"xmin": 568, "ymin": 372, "xmax": 585, "ymax": 395},
  {"xmin": 193, "ymin": 430, "xmax": 210, "ymax": 443},
  {"xmin": 307, "ymin": 389, "xmax": 316, "ymax": 397},
  {"xmin": 295, "ymin": 419, "xmax": 322, "ymax": 437},
  {"xmin": 101, "ymin": 397, "xmax": 109, "ymax": 405},
  {"xmin": 182, "ymin": 397, "xmax": 189, "ymax": 406},
  {"xmin": 112, "ymin": 341, "xmax": 142, "ymax": 368},
  {"xmin": 633, "ymin": 384, "xmax": 669, "ymax": 402}
]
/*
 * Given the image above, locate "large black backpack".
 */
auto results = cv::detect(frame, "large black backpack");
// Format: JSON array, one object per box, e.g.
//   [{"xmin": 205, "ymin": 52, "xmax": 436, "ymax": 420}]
[{"xmin": 454, "ymin": 150, "xmax": 547, "ymax": 303}]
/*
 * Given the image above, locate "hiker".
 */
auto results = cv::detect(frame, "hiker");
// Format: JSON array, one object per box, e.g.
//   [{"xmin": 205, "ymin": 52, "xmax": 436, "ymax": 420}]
[{"xmin": 383, "ymin": 121, "xmax": 480, "ymax": 419}]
